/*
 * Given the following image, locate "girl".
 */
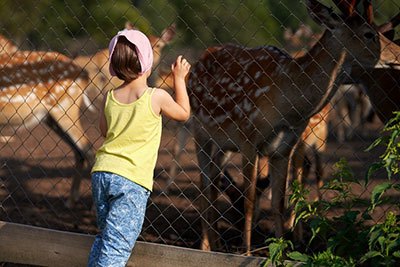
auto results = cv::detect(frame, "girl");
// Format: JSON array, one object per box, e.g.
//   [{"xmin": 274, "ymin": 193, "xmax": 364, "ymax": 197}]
[{"xmin": 88, "ymin": 28, "xmax": 191, "ymax": 267}]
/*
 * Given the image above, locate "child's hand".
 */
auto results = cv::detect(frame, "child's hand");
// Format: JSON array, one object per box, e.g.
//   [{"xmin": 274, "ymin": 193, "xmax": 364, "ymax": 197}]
[{"xmin": 171, "ymin": 55, "xmax": 191, "ymax": 80}]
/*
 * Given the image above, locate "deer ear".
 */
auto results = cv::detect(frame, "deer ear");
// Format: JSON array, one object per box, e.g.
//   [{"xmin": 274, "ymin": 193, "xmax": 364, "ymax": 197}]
[
  {"xmin": 124, "ymin": 21, "xmax": 136, "ymax": 30},
  {"xmin": 306, "ymin": 0, "xmax": 342, "ymax": 29},
  {"xmin": 161, "ymin": 23, "xmax": 176, "ymax": 43}
]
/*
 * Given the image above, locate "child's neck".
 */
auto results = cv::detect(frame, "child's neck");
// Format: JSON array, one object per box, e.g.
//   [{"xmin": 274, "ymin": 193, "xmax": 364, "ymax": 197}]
[
  {"xmin": 123, "ymin": 74, "xmax": 149, "ymax": 91},
  {"xmin": 114, "ymin": 75, "xmax": 150, "ymax": 104}
]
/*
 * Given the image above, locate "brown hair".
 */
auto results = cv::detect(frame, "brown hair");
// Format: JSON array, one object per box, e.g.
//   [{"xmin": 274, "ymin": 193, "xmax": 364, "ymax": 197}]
[{"xmin": 110, "ymin": 36, "xmax": 142, "ymax": 82}]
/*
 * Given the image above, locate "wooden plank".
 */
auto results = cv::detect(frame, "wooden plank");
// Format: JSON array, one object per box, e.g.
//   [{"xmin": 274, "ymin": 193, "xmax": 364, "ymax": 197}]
[
  {"xmin": 127, "ymin": 242, "xmax": 266, "ymax": 267},
  {"xmin": 0, "ymin": 221, "xmax": 92, "ymax": 267},
  {"xmin": 0, "ymin": 221, "xmax": 267, "ymax": 267}
]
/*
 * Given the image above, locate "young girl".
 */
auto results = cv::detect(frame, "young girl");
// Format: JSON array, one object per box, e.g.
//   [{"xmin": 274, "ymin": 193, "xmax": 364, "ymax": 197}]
[{"xmin": 88, "ymin": 28, "xmax": 191, "ymax": 267}]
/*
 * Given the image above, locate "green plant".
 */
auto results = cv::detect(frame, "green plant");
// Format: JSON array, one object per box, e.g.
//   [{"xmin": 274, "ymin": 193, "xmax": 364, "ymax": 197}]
[
  {"xmin": 264, "ymin": 237, "xmax": 294, "ymax": 266},
  {"xmin": 360, "ymin": 211, "xmax": 400, "ymax": 266},
  {"xmin": 288, "ymin": 249, "xmax": 356, "ymax": 267},
  {"xmin": 290, "ymin": 158, "xmax": 368, "ymax": 252},
  {"xmin": 264, "ymin": 112, "xmax": 400, "ymax": 266},
  {"xmin": 366, "ymin": 111, "xmax": 400, "ymax": 180}
]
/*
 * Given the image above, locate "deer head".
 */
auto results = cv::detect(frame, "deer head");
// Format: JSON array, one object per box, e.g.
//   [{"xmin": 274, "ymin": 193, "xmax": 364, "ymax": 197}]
[{"xmin": 307, "ymin": 0, "xmax": 380, "ymax": 68}]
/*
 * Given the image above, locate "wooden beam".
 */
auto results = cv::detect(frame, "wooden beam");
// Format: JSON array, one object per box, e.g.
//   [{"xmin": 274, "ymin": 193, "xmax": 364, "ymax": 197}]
[{"xmin": 0, "ymin": 221, "xmax": 267, "ymax": 267}]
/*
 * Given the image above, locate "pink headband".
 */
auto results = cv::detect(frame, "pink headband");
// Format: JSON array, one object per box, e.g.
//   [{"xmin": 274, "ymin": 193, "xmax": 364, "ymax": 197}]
[{"xmin": 108, "ymin": 29, "xmax": 153, "ymax": 76}]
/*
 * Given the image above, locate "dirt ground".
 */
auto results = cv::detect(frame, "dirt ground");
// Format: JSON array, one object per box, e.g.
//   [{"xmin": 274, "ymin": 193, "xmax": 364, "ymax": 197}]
[{"xmin": 0, "ymin": 107, "xmax": 398, "ymax": 260}]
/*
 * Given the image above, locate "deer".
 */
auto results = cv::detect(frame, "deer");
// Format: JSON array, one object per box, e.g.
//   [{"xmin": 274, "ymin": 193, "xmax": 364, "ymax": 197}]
[
  {"xmin": 0, "ymin": 48, "xmax": 93, "ymax": 208},
  {"xmin": 187, "ymin": 0, "xmax": 387, "ymax": 255}
]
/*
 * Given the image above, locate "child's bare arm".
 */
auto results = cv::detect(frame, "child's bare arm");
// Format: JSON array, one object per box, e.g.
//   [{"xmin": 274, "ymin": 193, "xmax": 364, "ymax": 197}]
[{"xmin": 155, "ymin": 56, "xmax": 191, "ymax": 122}]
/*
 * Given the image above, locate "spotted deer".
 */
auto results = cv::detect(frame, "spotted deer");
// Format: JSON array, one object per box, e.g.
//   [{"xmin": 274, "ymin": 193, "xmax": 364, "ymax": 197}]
[
  {"xmin": 188, "ymin": 0, "xmax": 385, "ymax": 254},
  {"xmin": 0, "ymin": 48, "xmax": 92, "ymax": 207}
]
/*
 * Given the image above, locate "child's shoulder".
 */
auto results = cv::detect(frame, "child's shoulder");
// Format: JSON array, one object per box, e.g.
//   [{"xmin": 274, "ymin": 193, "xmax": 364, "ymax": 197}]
[
  {"xmin": 152, "ymin": 87, "xmax": 172, "ymax": 98},
  {"xmin": 151, "ymin": 87, "xmax": 173, "ymax": 107}
]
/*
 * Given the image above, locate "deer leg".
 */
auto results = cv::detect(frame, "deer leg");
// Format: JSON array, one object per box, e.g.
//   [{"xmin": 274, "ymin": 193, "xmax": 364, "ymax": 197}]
[
  {"xmin": 241, "ymin": 147, "xmax": 258, "ymax": 256},
  {"xmin": 209, "ymin": 148, "xmax": 228, "ymax": 249},
  {"xmin": 257, "ymin": 156, "xmax": 269, "ymax": 179},
  {"xmin": 48, "ymin": 101, "xmax": 94, "ymax": 208},
  {"xmin": 44, "ymin": 115, "xmax": 85, "ymax": 163},
  {"xmin": 269, "ymin": 154, "xmax": 291, "ymax": 239},
  {"xmin": 195, "ymin": 132, "xmax": 218, "ymax": 251},
  {"xmin": 168, "ymin": 120, "xmax": 193, "ymax": 191},
  {"xmin": 167, "ymin": 123, "xmax": 186, "ymax": 190},
  {"xmin": 44, "ymin": 115, "xmax": 86, "ymax": 208}
]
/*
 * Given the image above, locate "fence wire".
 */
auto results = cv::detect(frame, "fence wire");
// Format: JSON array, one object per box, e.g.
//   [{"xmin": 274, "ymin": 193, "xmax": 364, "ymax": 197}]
[{"xmin": 0, "ymin": 0, "xmax": 399, "ymax": 261}]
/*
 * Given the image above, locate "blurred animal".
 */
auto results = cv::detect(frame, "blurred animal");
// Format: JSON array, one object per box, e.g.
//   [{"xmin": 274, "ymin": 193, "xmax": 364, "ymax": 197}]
[
  {"xmin": 0, "ymin": 44, "xmax": 92, "ymax": 207},
  {"xmin": 330, "ymin": 83, "xmax": 375, "ymax": 142}
]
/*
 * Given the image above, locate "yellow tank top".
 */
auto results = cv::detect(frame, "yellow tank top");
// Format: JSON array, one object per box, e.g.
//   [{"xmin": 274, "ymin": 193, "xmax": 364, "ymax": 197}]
[{"xmin": 91, "ymin": 88, "xmax": 162, "ymax": 191}]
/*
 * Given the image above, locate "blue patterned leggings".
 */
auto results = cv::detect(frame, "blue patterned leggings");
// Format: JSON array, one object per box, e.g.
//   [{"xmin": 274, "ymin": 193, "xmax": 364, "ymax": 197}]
[{"xmin": 88, "ymin": 172, "xmax": 150, "ymax": 267}]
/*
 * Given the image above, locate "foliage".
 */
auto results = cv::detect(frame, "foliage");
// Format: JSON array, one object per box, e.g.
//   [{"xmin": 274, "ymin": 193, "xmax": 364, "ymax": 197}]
[
  {"xmin": 265, "ymin": 114, "xmax": 400, "ymax": 266},
  {"xmin": 367, "ymin": 111, "xmax": 400, "ymax": 180},
  {"xmin": 360, "ymin": 211, "xmax": 400, "ymax": 266},
  {"xmin": 0, "ymin": 0, "xmax": 150, "ymax": 54},
  {"xmin": 288, "ymin": 249, "xmax": 356, "ymax": 267},
  {"xmin": 0, "ymin": 0, "xmax": 398, "ymax": 55},
  {"xmin": 264, "ymin": 237, "xmax": 294, "ymax": 267}
]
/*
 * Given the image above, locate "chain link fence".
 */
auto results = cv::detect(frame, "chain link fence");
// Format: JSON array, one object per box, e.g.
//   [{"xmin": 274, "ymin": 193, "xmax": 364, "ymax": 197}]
[{"xmin": 0, "ymin": 0, "xmax": 399, "ymax": 263}]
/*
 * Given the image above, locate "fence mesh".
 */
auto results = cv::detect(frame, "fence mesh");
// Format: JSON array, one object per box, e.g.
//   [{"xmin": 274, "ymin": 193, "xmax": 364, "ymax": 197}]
[{"xmin": 0, "ymin": 0, "xmax": 399, "ymax": 262}]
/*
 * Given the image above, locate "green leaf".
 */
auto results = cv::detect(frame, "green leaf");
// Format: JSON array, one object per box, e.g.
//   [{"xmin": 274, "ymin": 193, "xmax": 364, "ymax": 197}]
[
  {"xmin": 387, "ymin": 240, "xmax": 400, "ymax": 254},
  {"xmin": 366, "ymin": 137, "xmax": 384, "ymax": 152},
  {"xmin": 366, "ymin": 162, "xmax": 384, "ymax": 185},
  {"xmin": 360, "ymin": 251, "xmax": 383, "ymax": 262},
  {"xmin": 369, "ymin": 229, "xmax": 381, "ymax": 249},
  {"xmin": 287, "ymin": 251, "xmax": 309, "ymax": 262},
  {"xmin": 268, "ymin": 242, "xmax": 280, "ymax": 263},
  {"xmin": 370, "ymin": 182, "xmax": 393, "ymax": 210}
]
